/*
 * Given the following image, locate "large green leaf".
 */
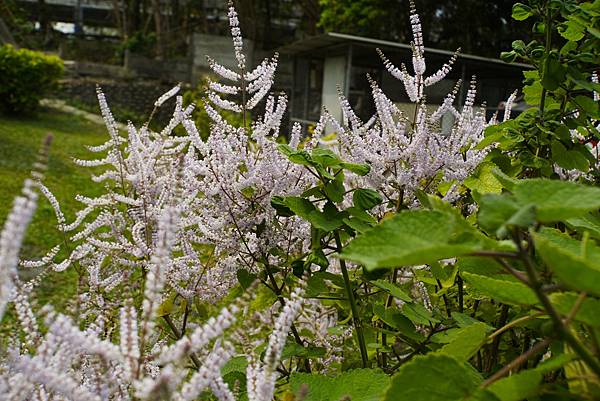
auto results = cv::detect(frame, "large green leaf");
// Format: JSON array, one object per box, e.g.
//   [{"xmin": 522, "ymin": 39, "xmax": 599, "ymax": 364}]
[
  {"xmin": 513, "ymin": 179, "xmax": 600, "ymax": 222},
  {"xmin": 353, "ymin": 188, "xmax": 383, "ymax": 210},
  {"xmin": 282, "ymin": 197, "xmax": 344, "ymax": 231},
  {"xmin": 533, "ymin": 228, "xmax": 600, "ymax": 296},
  {"xmin": 341, "ymin": 210, "xmax": 485, "ymax": 270},
  {"xmin": 382, "ymin": 354, "xmax": 496, "ymax": 401},
  {"xmin": 550, "ymin": 292, "xmax": 600, "ymax": 327},
  {"xmin": 487, "ymin": 370, "xmax": 542, "ymax": 401},
  {"xmin": 370, "ymin": 279, "xmax": 412, "ymax": 302},
  {"xmin": 462, "ymin": 272, "xmax": 538, "ymax": 306},
  {"xmin": 566, "ymin": 213, "xmax": 600, "ymax": 239},
  {"xmin": 541, "ymin": 53, "xmax": 566, "ymax": 91},
  {"xmin": 290, "ymin": 369, "xmax": 389, "ymax": 401},
  {"xmin": 478, "ymin": 194, "xmax": 535, "ymax": 238},
  {"xmin": 465, "ymin": 162, "xmax": 504, "ymax": 194},
  {"xmin": 436, "ymin": 322, "xmax": 491, "ymax": 361}
]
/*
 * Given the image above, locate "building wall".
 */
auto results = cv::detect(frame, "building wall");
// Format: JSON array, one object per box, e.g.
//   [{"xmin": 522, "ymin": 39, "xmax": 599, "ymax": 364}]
[
  {"xmin": 321, "ymin": 56, "xmax": 347, "ymax": 130},
  {"xmin": 192, "ymin": 33, "xmax": 254, "ymax": 81}
]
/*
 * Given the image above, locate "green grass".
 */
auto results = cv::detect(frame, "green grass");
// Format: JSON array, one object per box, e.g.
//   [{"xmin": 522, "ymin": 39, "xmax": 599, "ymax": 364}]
[{"xmin": 0, "ymin": 107, "xmax": 108, "ymax": 312}]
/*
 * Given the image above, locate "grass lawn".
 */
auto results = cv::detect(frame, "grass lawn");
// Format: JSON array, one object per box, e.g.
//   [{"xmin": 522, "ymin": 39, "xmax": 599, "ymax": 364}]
[{"xmin": 0, "ymin": 107, "xmax": 108, "ymax": 312}]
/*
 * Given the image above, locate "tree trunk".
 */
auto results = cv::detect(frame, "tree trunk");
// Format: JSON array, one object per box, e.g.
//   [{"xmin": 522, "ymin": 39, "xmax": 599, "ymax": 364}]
[{"xmin": 151, "ymin": 0, "xmax": 163, "ymax": 60}]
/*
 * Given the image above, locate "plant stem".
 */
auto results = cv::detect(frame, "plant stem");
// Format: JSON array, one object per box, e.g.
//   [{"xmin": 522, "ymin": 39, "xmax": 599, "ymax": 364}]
[
  {"xmin": 488, "ymin": 312, "xmax": 544, "ymax": 341},
  {"xmin": 486, "ymin": 304, "xmax": 509, "ymax": 373},
  {"xmin": 264, "ymin": 260, "xmax": 311, "ymax": 372},
  {"xmin": 334, "ymin": 231, "xmax": 369, "ymax": 368},
  {"xmin": 163, "ymin": 315, "xmax": 201, "ymax": 369},
  {"xmin": 482, "ymin": 337, "xmax": 553, "ymax": 387},
  {"xmin": 516, "ymin": 234, "xmax": 600, "ymax": 378},
  {"xmin": 382, "ymin": 268, "xmax": 399, "ymax": 369},
  {"xmin": 539, "ymin": 4, "xmax": 553, "ymax": 118},
  {"xmin": 457, "ymin": 274, "xmax": 464, "ymax": 313}
]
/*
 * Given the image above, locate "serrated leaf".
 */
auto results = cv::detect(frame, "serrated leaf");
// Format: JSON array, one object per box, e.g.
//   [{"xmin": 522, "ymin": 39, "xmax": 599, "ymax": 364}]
[
  {"xmin": 513, "ymin": 179, "xmax": 600, "ymax": 222},
  {"xmin": 574, "ymin": 95, "xmax": 600, "ymax": 119},
  {"xmin": 370, "ymin": 279, "xmax": 412, "ymax": 302},
  {"xmin": 566, "ymin": 213, "xmax": 600, "ymax": 239},
  {"xmin": 341, "ymin": 162, "xmax": 371, "ymax": 176},
  {"xmin": 290, "ymin": 369, "xmax": 389, "ymax": 401},
  {"xmin": 550, "ymin": 292, "xmax": 600, "ymax": 327},
  {"xmin": 541, "ymin": 53, "xmax": 566, "ymax": 91},
  {"xmin": 324, "ymin": 179, "xmax": 345, "ymax": 203},
  {"xmin": 436, "ymin": 322, "xmax": 490, "ymax": 361},
  {"xmin": 237, "ymin": 269, "xmax": 257, "ymax": 290},
  {"xmin": 271, "ymin": 196, "xmax": 295, "ymax": 217},
  {"xmin": 353, "ymin": 188, "xmax": 383, "ymax": 210},
  {"xmin": 462, "ymin": 272, "xmax": 538, "ymax": 306},
  {"xmin": 478, "ymin": 194, "xmax": 535, "ymax": 238},
  {"xmin": 402, "ymin": 302, "xmax": 440, "ymax": 325},
  {"xmin": 452, "ymin": 312, "xmax": 494, "ymax": 331},
  {"xmin": 341, "ymin": 210, "xmax": 485, "ymax": 270},
  {"xmin": 533, "ymin": 228, "xmax": 600, "ymax": 296},
  {"xmin": 382, "ymin": 354, "xmax": 493, "ymax": 401},
  {"xmin": 281, "ymin": 343, "xmax": 327, "ymax": 360},
  {"xmin": 552, "ymin": 140, "xmax": 590, "ymax": 172},
  {"xmin": 465, "ymin": 163, "xmax": 504, "ymax": 194},
  {"xmin": 487, "ymin": 370, "xmax": 542, "ymax": 401}
]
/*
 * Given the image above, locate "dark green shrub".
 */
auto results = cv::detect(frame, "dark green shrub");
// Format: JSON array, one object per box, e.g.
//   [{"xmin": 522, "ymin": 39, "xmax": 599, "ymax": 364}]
[{"xmin": 0, "ymin": 45, "xmax": 63, "ymax": 113}]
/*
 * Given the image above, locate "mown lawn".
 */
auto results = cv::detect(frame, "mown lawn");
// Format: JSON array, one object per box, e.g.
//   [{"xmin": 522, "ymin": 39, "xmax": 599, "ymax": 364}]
[{"xmin": 0, "ymin": 107, "xmax": 107, "ymax": 311}]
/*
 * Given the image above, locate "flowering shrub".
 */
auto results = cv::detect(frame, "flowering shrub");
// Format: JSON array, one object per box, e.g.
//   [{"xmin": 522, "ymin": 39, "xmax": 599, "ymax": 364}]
[{"xmin": 1, "ymin": 1, "xmax": 600, "ymax": 400}]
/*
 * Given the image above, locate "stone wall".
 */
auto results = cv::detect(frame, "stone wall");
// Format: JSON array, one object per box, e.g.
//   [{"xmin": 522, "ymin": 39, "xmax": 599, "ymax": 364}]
[{"xmin": 57, "ymin": 77, "xmax": 187, "ymax": 124}]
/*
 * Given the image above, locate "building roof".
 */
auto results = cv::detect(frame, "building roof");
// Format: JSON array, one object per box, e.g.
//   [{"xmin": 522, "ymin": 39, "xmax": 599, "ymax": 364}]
[{"xmin": 278, "ymin": 32, "xmax": 531, "ymax": 70}]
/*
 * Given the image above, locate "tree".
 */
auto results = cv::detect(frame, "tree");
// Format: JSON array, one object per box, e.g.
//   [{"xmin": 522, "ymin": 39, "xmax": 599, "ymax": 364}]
[{"xmin": 318, "ymin": 0, "xmax": 530, "ymax": 57}]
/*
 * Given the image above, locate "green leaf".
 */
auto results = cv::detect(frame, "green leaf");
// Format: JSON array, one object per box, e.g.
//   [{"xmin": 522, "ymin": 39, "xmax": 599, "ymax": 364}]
[
  {"xmin": 373, "ymin": 305, "xmax": 420, "ymax": 338},
  {"xmin": 281, "ymin": 343, "xmax": 327, "ymax": 360},
  {"xmin": 341, "ymin": 162, "xmax": 371, "ymax": 176},
  {"xmin": 271, "ymin": 196, "xmax": 294, "ymax": 217},
  {"xmin": 290, "ymin": 369, "xmax": 389, "ymax": 401},
  {"xmin": 574, "ymin": 95, "xmax": 600, "ymax": 119},
  {"xmin": 311, "ymin": 148, "xmax": 342, "ymax": 167},
  {"xmin": 513, "ymin": 179, "xmax": 600, "ymax": 222},
  {"xmin": 156, "ymin": 293, "xmax": 176, "ymax": 317},
  {"xmin": 278, "ymin": 144, "xmax": 313, "ymax": 166},
  {"xmin": 541, "ymin": 53, "xmax": 566, "ymax": 91},
  {"xmin": 382, "ymin": 354, "xmax": 491, "ymax": 401},
  {"xmin": 487, "ymin": 370, "xmax": 542, "ymax": 401},
  {"xmin": 283, "ymin": 197, "xmax": 317, "ymax": 220},
  {"xmin": 452, "ymin": 312, "xmax": 494, "ymax": 331},
  {"xmin": 402, "ymin": 302, "xmax": 440, "ymax": 325},
  {"xmin": 478, "ymin": 194, "xmax": 535, "ymax": 238},
  {"xmin": 566, "ymin": 213, "xmax": 600, "ymax": 239},
  {"xmin": 465, "ymin": 163, "xmax": 504, "ymax": 194},
  {"xmin": 341, "ymin": 210, "xmax": 485, "ymax": 270},
  {"xmin": 370, "ymin": 279, "xmax": 412, "ymax": 302},
  {"xmin": 552, "ymin": 140, "xmax": 590, "ymax": 172},
  {"xmin": 237, "ymin": 269, "xmax": 257, "ymax": 290},
  {"xmin": 512, "ymin": 3, "xmax": 533, "ymax": 20},
  {"xmin": 587, "ymin": 25, "xmax": 600, "ymax": 39},
  {"xmin": 324, "ymin": 179, "xmax": 345, "ymax": 203},
  {"xmin": 533, "ymin": 228, "xmax": 600, "ymax": 296},
  {"xmin": 462, "ymin": 272, "xmax": 538, "ymax": 306},
  {"xmin": 436, "ymin": 322, "xmax": 490, "ymax": 361},
  {"xmin": 282, "ymin": 197, "xmax": 344, "ymax": 231},
  {"xmin": 353, "ymin": 188, "xmax": 383, "ymax": 210},
  {"xmin": 550, "ymin": 292, "xmax": 600, "ymax": 328},
  {"xmin": 558, "ymin": 20, "xmax": 585, "ymax": 41}
]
